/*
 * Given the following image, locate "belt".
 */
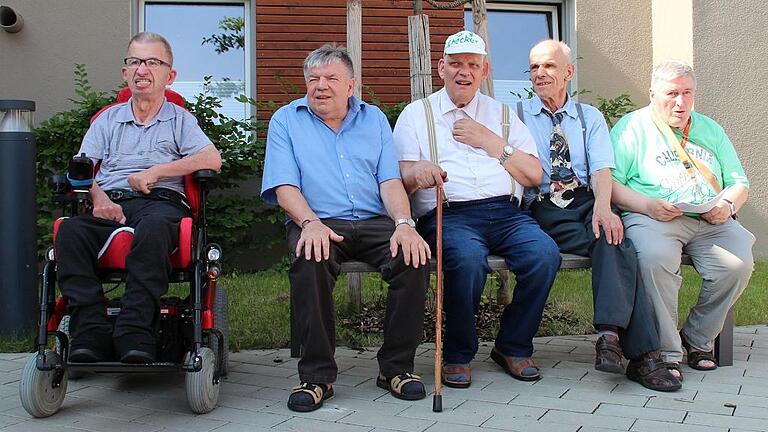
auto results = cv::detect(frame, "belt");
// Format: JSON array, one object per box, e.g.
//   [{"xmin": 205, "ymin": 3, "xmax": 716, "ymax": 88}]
[
  {"xmin": 419, "ymin": 195, "xmax": 519, "ymax": 220},
  {"xmin": 105, "ymin": 188, "xmax": 191, "ymax": 211}
]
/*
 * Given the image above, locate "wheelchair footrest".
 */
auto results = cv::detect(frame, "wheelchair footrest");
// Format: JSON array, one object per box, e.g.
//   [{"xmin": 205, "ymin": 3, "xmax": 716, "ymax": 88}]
[{"xmin": 66, "ymin": 361, "xmax": 181, "ymax": 373}]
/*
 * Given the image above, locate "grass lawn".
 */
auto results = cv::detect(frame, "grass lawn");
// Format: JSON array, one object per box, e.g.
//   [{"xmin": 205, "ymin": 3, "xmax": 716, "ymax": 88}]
[{"xmin": 3, "ymin": 261, "xmax": 765, "ymax": 353}]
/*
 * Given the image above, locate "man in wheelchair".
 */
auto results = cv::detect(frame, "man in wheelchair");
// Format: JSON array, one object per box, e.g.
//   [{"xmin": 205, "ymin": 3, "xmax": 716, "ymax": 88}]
[{"xmin": 55, "ymin": 32, "xmax": 221, "ymax": 364}]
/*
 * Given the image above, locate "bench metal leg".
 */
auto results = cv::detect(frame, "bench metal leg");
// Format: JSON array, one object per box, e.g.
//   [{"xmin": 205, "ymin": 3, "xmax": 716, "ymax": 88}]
[
  {"xmin": 290, "ymin": 290, "xmax": 301, "ymax": 358},
  {"xmin": 348, "ymin": 272, "xmax": 363, "ymax": 313},
  {"xmin": 496, "ymin": 270, "xmax": 512, "ymax": 306},
  {"xmin": 715, "ymin": 307, "xmax": 734, "ymax": 367}
]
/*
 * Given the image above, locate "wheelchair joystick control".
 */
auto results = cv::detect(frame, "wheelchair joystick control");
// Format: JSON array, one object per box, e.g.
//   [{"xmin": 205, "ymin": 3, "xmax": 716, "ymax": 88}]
[{"xmin": 67, "ymin": 153, "xmax": 94, "ymax": 192}]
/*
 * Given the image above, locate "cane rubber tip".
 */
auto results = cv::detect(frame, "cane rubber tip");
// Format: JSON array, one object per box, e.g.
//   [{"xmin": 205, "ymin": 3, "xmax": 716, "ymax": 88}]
[{"xmin": 432, "ymin": 394, "xmax": 443, "ymax": 412}]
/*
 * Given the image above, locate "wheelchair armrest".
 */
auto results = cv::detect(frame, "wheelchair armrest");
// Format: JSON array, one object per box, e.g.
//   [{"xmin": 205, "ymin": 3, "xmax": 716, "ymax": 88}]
[{"xmin": 193, "ymin": 169, "xmax": 217, "ymax": 182}]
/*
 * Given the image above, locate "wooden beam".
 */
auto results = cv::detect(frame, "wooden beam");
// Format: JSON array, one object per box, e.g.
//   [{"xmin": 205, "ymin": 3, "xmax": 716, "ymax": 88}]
[
  {"xmin": 471, "ymin": 0, "xmax": 494, "ymax": 97},
  {"xmin": 408, "ymin": 14, "xmax": 432, "ymax": 101},
  {"xmin": 347, "ymin": 0, "xmax": 362, "ymax": 98}
]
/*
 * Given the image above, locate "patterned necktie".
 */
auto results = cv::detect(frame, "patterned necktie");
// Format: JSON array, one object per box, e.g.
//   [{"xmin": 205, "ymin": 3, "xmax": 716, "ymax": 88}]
[{"xmin": 546, "ymin": 111, "xmax": 578, "ymax": 207}]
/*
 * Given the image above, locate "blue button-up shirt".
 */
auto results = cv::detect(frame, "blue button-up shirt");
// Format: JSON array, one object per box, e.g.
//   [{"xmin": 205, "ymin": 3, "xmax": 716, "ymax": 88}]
[
  {"xmin": 520, "ymin": 96, "xmax": 614, "ymax": 199},
  {"xmin": 261, "ymin": 96, "xmax": 400, "ymax": 220}
]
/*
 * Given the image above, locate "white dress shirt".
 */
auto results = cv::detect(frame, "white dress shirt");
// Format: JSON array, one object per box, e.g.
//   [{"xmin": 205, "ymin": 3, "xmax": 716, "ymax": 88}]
[{"xmin": 393, "ymin": 88, "xmax": 538, "ymax": 217}]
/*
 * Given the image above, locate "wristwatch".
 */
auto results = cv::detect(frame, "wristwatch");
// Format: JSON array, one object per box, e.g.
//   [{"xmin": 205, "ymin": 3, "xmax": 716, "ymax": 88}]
[
  {"xmin": 499, "ymin": 145, "xmax": 514, "ymax": 164},
  {"xmin": 394, "ymin": 218, "xmax": 416, "ymax": 228},
  {"xmin": 722, "ymin": 198, "xmax": 736, "ymax": 216}
]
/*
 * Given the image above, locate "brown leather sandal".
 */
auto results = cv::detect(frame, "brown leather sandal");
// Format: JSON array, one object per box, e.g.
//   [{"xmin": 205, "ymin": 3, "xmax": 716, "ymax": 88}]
[
  {"xmin": 442, "ymin": 363, "xmax": 471, "ymax": 388},
  {"xmin": 626, "ymin": 353, "xmax": 682, "ymax": 392},
  {"xmin": 595, "ymin": 334, "xmax": 624, "ymax": 374},
  {"xmin": 680, "ymin": 330, "xmax": 718, "ymax": 371},
  {"xmin": 491, "ymin": 348, "xmax": 541, "ymax": 381}
]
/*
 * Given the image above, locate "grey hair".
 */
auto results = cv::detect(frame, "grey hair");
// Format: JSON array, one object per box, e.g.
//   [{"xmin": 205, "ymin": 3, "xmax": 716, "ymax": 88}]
[
  {"xmin": 128, "ymin": 32, "xmax": 174, "ymax": 65},
  {"xmin": 651, "ymin": 60, "xmax": 696, "ymax": 91},
  {"xmin": 303, "ymin": 43, "xmax": 355, "ymax": 81},
  {"xmin": 531, "ymin": 39, "xmax": 572, "ymax": 63}
]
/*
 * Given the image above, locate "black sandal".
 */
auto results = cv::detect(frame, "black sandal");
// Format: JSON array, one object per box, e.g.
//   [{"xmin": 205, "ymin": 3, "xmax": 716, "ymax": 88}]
[
  {"xmin": 287, "ymin": 383, "xmax": 334, "ymax": 412},
  {"xmin": 680, "ymin": 330, "xmax": 718, "ymax": 371},
  {"xmin": 376, "ymin": 373, "xmax": 426, "ymax": 400}
]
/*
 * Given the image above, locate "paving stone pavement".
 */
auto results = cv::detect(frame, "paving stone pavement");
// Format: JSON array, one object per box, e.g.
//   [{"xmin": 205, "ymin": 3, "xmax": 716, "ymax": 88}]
[{"xmin": 4, "ymin": 325, "xmax": 768, "ymax": 432}]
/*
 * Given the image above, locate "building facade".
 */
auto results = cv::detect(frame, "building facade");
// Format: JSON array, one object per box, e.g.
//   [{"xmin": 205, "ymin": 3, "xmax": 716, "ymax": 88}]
[{"xmin": 1, "ymin": 0, "xmax": 765, "ymax": 257}]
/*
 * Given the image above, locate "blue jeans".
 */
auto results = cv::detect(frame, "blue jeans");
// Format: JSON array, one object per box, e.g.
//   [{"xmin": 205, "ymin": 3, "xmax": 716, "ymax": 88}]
[{"xmin": 418, "ymin": 196, "xmax": 560, "ymax": 363}]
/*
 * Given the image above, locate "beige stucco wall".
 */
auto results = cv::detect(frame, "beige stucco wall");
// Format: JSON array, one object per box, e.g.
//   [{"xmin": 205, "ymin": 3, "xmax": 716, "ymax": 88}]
[
  {"xmin": 574, "ymin": 0, "xmax": 652, "ymax": 109},
  {"xmin": 0, "ymin": 0, "xmax": 130, "ymax": 124},
  {"xmin": 691, "ymin": 0, "xmax": 767, "ymax": 257}
]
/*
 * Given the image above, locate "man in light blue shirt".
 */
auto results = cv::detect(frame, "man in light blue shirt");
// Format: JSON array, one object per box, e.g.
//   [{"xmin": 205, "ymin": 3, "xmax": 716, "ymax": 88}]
[
  {"xmin": 261, "ymin": 44, "xmax": 431, "ymax": 412},
  {"xmin": 520, "ymin": 40, "xmax": 680, "ymax": 392}
]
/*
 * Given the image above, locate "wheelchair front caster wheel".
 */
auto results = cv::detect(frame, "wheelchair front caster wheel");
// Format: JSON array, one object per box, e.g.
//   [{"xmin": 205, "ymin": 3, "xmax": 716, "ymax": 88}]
[
  {"xmin": 19, "ymin": 350, "xmax": 68, "ymax": 418},
  {"xmin": 185, "ymin": 347, "xmax": 219, "ymax": 414}
]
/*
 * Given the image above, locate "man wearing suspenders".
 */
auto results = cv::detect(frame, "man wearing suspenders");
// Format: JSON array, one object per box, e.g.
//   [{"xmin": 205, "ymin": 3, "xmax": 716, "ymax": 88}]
[
  {"xmin": 521, "ymin": 40, "xmax": 680, "ymax": 391},
  {"xmin": 393, "ymin": 31, "xmax": 560, "ymax": 387}
]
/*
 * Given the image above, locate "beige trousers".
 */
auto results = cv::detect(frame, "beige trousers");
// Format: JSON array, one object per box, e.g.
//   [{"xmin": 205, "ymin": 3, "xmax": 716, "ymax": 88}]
[{"xmin": 623, "ymin": 213, "xmax": 755, "ymax": 363}]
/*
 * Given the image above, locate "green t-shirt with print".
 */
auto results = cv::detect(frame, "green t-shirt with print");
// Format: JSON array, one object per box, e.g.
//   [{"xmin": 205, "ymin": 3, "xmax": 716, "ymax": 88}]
[{"xmin": 610, "ymin": 106, "xmax": 749, "ymax": 206}]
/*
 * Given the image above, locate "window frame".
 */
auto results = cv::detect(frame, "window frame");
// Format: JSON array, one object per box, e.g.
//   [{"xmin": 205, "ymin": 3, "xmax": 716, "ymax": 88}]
[
  {"xmin": 464, "ymin": 0, "xmax": 578, "ymax": 99},
  {"xmin": 130, "ymin": 0, "xmax": 256, "ymax": 117}
]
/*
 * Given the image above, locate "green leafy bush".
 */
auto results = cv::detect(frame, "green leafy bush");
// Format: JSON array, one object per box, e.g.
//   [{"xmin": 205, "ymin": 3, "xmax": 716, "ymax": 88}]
[{"xmin": 35, "ymin": 64, "xmax": 116, "ymax": 255}]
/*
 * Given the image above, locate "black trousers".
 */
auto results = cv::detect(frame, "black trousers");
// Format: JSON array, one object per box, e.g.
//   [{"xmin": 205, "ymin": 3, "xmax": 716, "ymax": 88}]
[
  {"xmin": 287, "ymin": 217, "xmax": 428, "ymax": 383},
  {"xmin": 529, "ymin": 188, "xmax": 659, "ymax": 360},
  {"xmin": 55, "ymin": 198, "xmax": 187, "ymax": 341}
]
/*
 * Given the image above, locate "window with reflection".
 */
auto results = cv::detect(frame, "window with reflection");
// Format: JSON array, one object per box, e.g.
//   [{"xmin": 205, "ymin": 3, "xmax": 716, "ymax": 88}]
[
  {"xmin": 143, "ymin": 1, "xmax": 248, "ymax": 120},
  {"xmin": 465, "ymin": 4, "xmax": 560, "ymax": 104}
]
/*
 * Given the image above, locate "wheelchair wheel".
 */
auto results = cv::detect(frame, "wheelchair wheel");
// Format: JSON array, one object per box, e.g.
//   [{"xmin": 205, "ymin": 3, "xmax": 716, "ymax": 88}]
[
  {"xmin": 212, "ymin": 286, "xmax": 229, "ymax": 376},
  {"xmin": 185, "ymin": 347, "xmax": 219, "ymax": 414},
  {"xmin": 19, "ymin": 350, "xmax": 68, "ymax": 418},
  {"xmin": 55, "ymin": 315, "xmax": 85, "ymax": 380}
]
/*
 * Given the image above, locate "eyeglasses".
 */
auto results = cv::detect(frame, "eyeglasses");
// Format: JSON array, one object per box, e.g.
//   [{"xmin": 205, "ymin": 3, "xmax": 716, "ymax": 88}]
[{"xmin": 123, "ymin": 57, "xmax": 172, "ymax": 69}]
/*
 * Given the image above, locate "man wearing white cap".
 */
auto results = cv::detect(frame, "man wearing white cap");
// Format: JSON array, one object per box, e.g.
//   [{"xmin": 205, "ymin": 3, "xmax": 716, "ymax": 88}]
[{"xmin": 393, "ymin": 30, "xmax": 560, "ymax": 386}]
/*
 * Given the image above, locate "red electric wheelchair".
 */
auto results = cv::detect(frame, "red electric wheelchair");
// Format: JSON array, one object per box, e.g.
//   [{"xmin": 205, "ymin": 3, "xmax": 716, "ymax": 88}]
[{"xmin": 19, "ymin": 88, "xmax": 228, "ymax": 417}]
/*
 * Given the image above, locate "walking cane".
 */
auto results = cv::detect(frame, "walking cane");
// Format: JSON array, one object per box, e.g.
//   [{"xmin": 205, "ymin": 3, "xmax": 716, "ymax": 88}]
[{"xmin": 432, "ymin": 183, "xmax": 444, "ymax": 412}]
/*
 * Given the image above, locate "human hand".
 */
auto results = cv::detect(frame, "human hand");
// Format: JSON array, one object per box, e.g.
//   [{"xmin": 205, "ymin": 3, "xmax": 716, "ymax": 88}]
[
  {"xmin": 452, "ymin": 118, "xmax": 493, "ymax": 151},
  {"xmin": 646, "ymin": 199, "xmax": 683, "ymax": 221},
  {"xmin": 92, "ymin": 198, "xmax": 126, "ymax": 224},
  {"xmin": 389, "ymin": 224, "xmax": 431, "ymax": 268},
  {"xmin": 127, "ymin": 168, "xmax": 159, "ymax": 194},
  {"xmin": 701, "ymin": 200, "xmax": 732, "ymax": 225},
  {"xmin": 295, "ymin": 220, "xmax": 345, "ymax": 261},
  {"xmin": 592, "ymin": 204, "xmax": 624, "ymax": 244},
  {"xmin": 410, "ymin": 160, "xmax": 448, "ymax": 190}
]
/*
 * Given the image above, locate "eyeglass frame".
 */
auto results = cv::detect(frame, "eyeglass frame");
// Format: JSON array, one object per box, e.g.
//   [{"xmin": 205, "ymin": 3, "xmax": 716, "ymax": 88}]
[{"xmin": 123, "ymin": 56, "xmax": 172, "ymax": 69}]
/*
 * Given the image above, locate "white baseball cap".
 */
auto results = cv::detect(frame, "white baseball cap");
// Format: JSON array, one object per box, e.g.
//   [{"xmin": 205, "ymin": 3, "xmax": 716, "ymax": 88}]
[{"xmin": 444, "ymin": 30, "xmax": 487, "ymax": 55}]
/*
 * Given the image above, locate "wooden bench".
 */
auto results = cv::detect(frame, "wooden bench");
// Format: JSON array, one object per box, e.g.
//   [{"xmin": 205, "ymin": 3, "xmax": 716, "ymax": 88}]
[{"xmin": 289, "ymin": 253, "xmax": 734, "ymax": 366}]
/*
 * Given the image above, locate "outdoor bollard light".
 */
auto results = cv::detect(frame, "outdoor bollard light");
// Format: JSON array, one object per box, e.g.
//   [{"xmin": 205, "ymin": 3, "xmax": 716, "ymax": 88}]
[
  {"xmin": 0, "ymin": 6, "xmax": 24, "ymax": 33},
  {"xmin": 0, "ymin": 100, "xmax": 38, "ymax": 335}
]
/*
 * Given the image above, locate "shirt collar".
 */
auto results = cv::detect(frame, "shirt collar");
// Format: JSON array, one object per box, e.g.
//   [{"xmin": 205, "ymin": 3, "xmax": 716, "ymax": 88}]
[
  {"xmin": 295, "ymin": 95, "xmax": 366, "ymax": 120},
  {"xmin": 115, "ymin": 98, "xmax": 174, "ymax": 125},
  {"xmin": 437, "ymin": 87, "xmax": 480, "ymax": 120},
  {"xmin": 528, "ymin": 94, "xmax": 578, "ymax": 119}
]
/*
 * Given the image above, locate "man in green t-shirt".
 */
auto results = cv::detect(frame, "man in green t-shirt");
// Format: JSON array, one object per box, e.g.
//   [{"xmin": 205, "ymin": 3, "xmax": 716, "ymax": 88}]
[{"xmin": 610, "ymin": 60, "xmax": 754, "ymax": 380}]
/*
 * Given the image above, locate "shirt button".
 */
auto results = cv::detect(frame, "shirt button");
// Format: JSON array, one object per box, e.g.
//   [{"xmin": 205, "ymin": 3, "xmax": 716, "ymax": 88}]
[
  {"xmin": 346, "ymin": 174, "xmax": 350, "ymax": 177},
  {"xmin": 340, "ymin": 154, "xmax": 344, "ymax": 158}
]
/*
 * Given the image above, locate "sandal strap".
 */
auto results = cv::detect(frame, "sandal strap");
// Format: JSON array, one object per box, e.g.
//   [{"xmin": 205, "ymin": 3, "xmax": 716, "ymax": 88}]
[
  {"xmin": 390, "ymin": 373, "xmax": 422, "ymax": 393},
  {"xmin": 291, "ymin": 383, "xmax": 328, "ymax": 404},
  {"xmin": 688, "ymin": 350, "xmax": 716, "ymax": 364},
  {"xmin": 596, "ymin": 336, "xmax": 623, "ymax": 357}
]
